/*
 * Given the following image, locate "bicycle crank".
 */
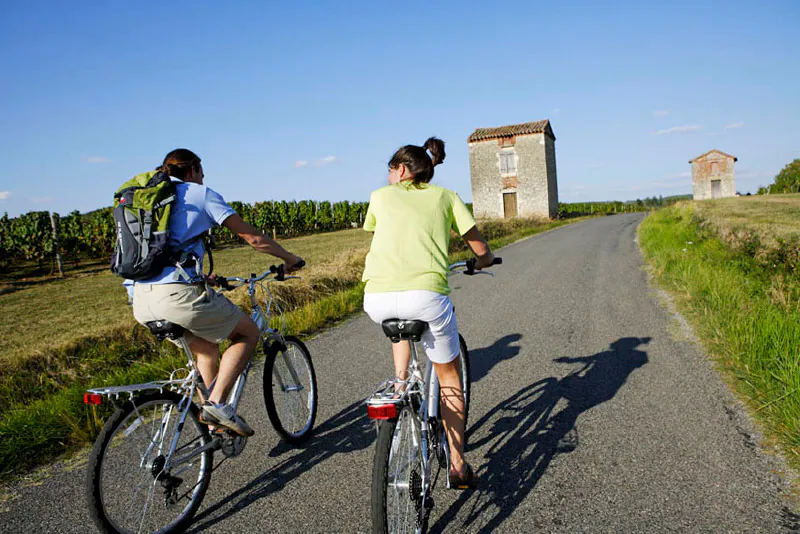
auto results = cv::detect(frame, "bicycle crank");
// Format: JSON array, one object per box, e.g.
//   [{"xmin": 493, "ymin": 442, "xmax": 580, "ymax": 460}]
[{"xmin": 221, "ymin": 433, "xmax": 247, "ymax": 458}]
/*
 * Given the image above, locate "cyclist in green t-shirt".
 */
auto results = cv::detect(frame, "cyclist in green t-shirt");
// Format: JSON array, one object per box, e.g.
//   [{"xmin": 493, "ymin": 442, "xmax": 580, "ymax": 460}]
[{"xmin": 362, "ymin": 137, "xmax": 498, "ymax": 488}]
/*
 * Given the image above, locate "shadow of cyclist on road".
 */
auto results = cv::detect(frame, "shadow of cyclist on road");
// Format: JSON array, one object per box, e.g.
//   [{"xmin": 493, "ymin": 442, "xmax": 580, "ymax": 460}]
[
  {"xmin": 469, "ymin": 333, "xmax": 523, "ymax": 384},
  {"xmin": 430, "ymin": 336, "xmax": 650, "ymax": 533},
  {"xmin": 188, "ymin": 398, "xmax": 375, "ymax": 532}
]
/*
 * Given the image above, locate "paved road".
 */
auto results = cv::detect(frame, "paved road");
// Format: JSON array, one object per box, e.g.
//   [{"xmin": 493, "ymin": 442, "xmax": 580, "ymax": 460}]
[{"xmin": 2, "ymin": 213, "xmax": 797, "ymax": 533}]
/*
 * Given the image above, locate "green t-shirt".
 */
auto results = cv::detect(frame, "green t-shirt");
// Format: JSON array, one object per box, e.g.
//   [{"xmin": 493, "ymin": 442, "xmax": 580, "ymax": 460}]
[{"xmin": 362, "ymin": 182, "xmax": 476, "ymax": 295}]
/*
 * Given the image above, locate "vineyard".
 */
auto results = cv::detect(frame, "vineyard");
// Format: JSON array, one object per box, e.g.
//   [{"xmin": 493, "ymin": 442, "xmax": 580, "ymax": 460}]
[
  {"xmin": 0, "ymin": 198, "xmax": 663, "ymax": 278},
  {"xmin": 0, "ymin": 200, "xmax": 369, "ymax": 277}
]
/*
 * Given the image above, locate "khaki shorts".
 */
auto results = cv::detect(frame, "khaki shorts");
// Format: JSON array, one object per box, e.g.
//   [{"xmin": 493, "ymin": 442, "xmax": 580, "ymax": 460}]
[{"xmin": 133, "ymin": 283, "xmax": 246, "ymax": 344}]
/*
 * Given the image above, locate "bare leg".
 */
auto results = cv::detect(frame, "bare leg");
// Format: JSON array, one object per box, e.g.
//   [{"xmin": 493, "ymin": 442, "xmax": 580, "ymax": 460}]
[
  {"xmin": 392, "ymin": 341, "xmax": 411, "ymax": 391},
  {"xmin": 433, "ymin": 359, "xmax": 466, "ymax": 474},
  {"xmin": 190, "ymin": 337, "xmax": 220, "ymax": 395},
  {"xmin": 208, "ymin": 315, "xmax": 260, "ymax": 404}
]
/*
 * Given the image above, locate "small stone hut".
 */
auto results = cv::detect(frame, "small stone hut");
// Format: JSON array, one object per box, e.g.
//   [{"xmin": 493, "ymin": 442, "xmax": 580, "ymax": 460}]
[
  {"xmin": 689, "ymin": 149, "xmax": 737, "ymax": 200},
  {"xmin": 467, "ymin": 119, "xmax": 558, "ymax": 219}
]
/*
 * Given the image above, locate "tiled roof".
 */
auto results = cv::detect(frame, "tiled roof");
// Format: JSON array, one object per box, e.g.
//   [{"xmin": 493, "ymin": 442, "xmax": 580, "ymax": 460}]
[
  {"xmin": 689, "ymin": 149, "xmax": 738, "ymax": 163},
  {"xmin": 468, "ymin": 119, "xmax": 555, "ymax": 142}
]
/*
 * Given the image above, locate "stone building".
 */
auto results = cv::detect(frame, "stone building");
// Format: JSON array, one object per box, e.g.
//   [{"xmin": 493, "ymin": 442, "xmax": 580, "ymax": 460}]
[
  {"xmin": 689, "ymin": 149, "xmax": 737, "ymax": 200},
  {"xmin": 468, "ymin": 119, "xmax": 558, "ymax": 219}
]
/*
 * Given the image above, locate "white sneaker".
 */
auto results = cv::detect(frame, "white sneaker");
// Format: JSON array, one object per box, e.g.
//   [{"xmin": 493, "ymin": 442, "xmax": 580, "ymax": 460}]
[{"xmin": 201, "ymin": 402, "xmax": 254, "ymax": 437}]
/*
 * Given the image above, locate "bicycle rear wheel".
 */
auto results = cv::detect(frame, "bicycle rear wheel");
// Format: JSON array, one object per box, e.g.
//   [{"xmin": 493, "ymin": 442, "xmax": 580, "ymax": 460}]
[
  {"xmin": 86, "ymin": 391, "xmax": 212, "ymax": 534},
  {"xmin": 372, "ymin": 405, "xmax": 427, "ymax": 534},
  {"xmin": 263, "ymin": 335, "xmax": 318, "ymax": 444},
  {"xmin": 456, "ymin": 334, "xmax": 471, "ymax": 429}
]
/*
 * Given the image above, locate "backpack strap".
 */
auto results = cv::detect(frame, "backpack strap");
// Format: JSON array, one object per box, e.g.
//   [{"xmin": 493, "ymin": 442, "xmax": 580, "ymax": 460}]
[{"xmin": 172, "ymin": 231, "xmax": 214, "ymax": 281}]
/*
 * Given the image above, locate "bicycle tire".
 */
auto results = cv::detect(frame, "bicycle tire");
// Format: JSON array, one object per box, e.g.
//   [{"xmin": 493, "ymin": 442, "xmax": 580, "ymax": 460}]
[
  {"xmin": 263, "ymin": 335, "xmax": 318, "ymax": 444},
  {"xmin": 371, "ymin": 406, "xmax": 427, "ymax": 534},
  {"xmin": 86, "ymin": 391, "xmax": 212, "ymax": 534},
  {"xmin": 457, "ymin": 334, "xmax": 471, "ymax": 429}
]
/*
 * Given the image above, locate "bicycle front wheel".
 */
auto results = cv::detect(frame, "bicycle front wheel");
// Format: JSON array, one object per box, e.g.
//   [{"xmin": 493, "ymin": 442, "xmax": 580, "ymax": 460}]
[
  {"xmin": 372, "ymin": 405, "xmax": 427, "ymax": 534},
  {"xmin": 263, "ymin": 335, "xmax": 318, "ymax": 444},
  {"xmin": 86, "ymin": 391, "xmax": 212, "ymax": 534}
]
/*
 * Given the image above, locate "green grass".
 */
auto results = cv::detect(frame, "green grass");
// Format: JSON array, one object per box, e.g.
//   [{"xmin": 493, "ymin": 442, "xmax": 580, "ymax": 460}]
[
  {"xmin": 638, "ymin": 200, "xmax": 800, "ymax": 466},
  {"xmin": 0, "ymin": 216, "xmax": 586, "ymax": 479}
]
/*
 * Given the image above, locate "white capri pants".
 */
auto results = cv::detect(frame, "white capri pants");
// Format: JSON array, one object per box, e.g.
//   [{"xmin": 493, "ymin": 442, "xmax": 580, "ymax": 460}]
[{"xmin": 363, "ymin": 290, "xmax": 460, "ymax": 364}]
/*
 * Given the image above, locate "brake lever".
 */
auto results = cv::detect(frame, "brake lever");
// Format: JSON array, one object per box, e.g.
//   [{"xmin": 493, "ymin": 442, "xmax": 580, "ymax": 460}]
[
  {"xmin": 269, "ymin": 264, "xmax": 286, "ymax": 282},
  {"xmin": 464, "ymin": 256, "xmax": 502, "ymax": 276},
  {"xmin": 217, "ymin": 276, "xmax": 232, "ymax": 290}
]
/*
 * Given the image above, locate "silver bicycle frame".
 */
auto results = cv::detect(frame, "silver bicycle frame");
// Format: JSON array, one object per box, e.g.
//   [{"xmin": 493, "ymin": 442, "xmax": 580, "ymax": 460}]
[
  {"xmin": 87, "ymin": 271, "xmax": 294, "ymax": 474},
  {"xmin": 404, "ymin": 338, "xmax": 441, "ymax": 524}
]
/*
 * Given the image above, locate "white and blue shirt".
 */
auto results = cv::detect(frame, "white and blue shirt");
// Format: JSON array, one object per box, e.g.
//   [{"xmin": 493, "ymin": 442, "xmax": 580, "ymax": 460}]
[{"xmin": 134, "ymin": 177, "xmax": 235, "ymax": 285}]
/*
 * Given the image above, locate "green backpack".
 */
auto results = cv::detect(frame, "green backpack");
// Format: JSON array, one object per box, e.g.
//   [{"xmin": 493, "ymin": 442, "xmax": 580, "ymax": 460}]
[{"xmin": 110, "ymin": 171, "xmax": 178, "ymax": 280}]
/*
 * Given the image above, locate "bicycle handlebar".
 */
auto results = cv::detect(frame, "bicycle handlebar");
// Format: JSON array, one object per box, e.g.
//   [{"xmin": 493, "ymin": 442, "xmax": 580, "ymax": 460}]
[
  {"xmin": 216, "ymin": 260, "xmax": 305, "ymax": 290},
  {"xmin": 449, "ymin": 256, "xmax": 503, "ymax": 276}
]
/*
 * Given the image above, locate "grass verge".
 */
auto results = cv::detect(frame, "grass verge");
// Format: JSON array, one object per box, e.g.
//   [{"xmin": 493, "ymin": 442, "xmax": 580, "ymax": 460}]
[
  {"xmin": 0, "ymin": 215, "xmax": 587, "ymax": 479},
  {"xmin": 638, "ymin": 200, "xmax": 800, "ymax": 466}
]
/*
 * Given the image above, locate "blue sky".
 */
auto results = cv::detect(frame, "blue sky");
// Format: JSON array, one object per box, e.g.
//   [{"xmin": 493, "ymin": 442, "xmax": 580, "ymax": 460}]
[{"xmin": 1, "ymin": 1, "xmax": 798, "ymax": 218}]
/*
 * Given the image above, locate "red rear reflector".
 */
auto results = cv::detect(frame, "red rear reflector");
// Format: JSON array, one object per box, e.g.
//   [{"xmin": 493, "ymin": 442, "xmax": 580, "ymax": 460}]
[
  {"xmin": 84, "ymin": 393, "xmax": 103, "ymax": 406},
  {"xmin": 367, "ymin": 404, "xmax": 398, "ymax": 420}
]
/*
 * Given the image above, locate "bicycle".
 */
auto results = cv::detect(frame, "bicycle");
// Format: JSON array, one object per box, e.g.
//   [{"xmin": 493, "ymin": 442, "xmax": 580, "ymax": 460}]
[
  {"xmin": 83, "ymin": 264, "xmax": 318, "ymax": 534},
  {"xmin": 366, "ymin": 257, "xmax": 502, "ymax": 534}
]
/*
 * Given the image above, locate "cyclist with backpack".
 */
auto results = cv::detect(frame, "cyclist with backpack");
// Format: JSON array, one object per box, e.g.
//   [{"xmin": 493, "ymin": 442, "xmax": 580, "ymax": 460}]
[
  {"xmin": 362, "ymin": 137, "xmax": 498, "ymax": 488},
  {"xmin": 124, "ymin": 148, "xmax": 304, "ymax": 436}
]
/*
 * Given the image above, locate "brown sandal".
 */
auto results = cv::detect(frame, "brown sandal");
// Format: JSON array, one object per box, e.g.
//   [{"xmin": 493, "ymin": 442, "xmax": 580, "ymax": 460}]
[{"xmin": 448, "ymin": 463, "xmax": 478, "ymax": 490}]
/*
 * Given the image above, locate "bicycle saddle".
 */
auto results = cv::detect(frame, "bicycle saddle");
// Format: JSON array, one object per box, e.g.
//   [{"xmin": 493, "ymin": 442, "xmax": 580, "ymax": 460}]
[
  {"xmin": 144, "ymin": 320, "xmax": 185, "ymax": 341},
  {"xmin": 381, "ymin": 319, "xmax": 428, "ymax": 343}
]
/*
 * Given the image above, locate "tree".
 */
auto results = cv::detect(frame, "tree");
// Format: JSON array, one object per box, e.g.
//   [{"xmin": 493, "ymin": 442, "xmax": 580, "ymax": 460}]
[{"xmin": 763, "ymin": 159, "xmax": 800, "ymax": 194}]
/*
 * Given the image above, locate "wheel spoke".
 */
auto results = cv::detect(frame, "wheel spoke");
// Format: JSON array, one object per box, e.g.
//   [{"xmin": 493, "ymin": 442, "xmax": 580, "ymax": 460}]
[
  {"xmin": 266, "ymin": 339, "xmax": 317, "ymax": 441},
  {"xmin": 91, "ymin": 394, "xmax": 212, "ymax": 534}
]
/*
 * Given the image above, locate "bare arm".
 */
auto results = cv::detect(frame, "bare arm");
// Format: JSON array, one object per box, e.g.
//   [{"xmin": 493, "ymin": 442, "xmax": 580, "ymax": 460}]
[
  {"xmin": 222, "ymin": 214, "xmax": 303, "ymax": 270},
  {"xmin": 462, "ymin": 226, "xmax": 495, "ymax": 269}
]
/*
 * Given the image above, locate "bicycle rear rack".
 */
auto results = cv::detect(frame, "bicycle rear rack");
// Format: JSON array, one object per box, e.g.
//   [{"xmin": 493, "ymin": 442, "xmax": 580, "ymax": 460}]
[{"xmin": 84, "ymin": 369, "xmax": 194, "ymax": 405}]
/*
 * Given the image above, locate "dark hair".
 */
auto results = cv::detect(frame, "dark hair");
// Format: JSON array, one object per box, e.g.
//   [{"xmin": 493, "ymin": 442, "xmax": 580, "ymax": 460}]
[
  {"xmin": 388, "ymin": 137, "xmax": 445, "ymax": 188},
  {"xmin": 158, "ymin": 148, "xmax": 201, "ymax": 180}
]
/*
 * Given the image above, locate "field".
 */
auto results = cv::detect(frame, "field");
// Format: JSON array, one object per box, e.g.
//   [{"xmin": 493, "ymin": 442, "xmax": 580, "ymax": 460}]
[
  {"xmin": 694, "ymin": 195, "xmax": 800, "ymax": 249},
  {"xmin": 638, "ymin": 195, "xmax": 800, "ymax": 466},
  {"xmin": 0, "ymin": 215, "xmax": 582, "ymax": 478}
]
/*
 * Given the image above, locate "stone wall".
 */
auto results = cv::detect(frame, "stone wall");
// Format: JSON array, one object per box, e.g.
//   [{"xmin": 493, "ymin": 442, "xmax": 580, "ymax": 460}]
[
  {"xmin": 469, "ymin": 132, "xmax": 556, "ymax": 218},
  {"xmin": 691, "ymin": 153, "xmax": 736, "ymax": 200}
]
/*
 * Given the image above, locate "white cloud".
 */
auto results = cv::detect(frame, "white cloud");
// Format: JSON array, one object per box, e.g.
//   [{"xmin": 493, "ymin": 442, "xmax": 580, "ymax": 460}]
[
  {"xmin": 315, "ymin": 156, "xmax": 337, "ymax": 167},
  {"xmin": 653, "ymin": 125, "xmax": 703, "ymax": 136},
  {"xmin": 31, "ymin": 197, "xmax": 52, "ymax": 204},
  {"xmin": 652, "ymin": 110, "xmax": 669, "ymax": 117},
  {"xmin": 294, "ymin": 160, "xmax": 308, "ymax": 168},
  {"xmin": 0, "ymin": 191, "xmax": 10, "ymax": 200},
  {"xmin": 84, "ymin": 156, "xmax": 109, "ymax": 163},
  {"xmin": 725, "ymin": 122, "xmax": 745, "ymax": 130},
  {"xmin": 551, "ymin": 108, "xmax": 561, "ymax": 115}
]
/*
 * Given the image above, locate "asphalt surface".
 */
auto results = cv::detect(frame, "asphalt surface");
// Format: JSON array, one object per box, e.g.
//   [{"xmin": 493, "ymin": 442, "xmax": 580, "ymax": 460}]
[{"xmin": 2, "ymin": 213, "xmax": 797, "ymax": 533}]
